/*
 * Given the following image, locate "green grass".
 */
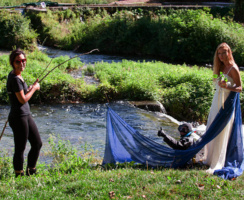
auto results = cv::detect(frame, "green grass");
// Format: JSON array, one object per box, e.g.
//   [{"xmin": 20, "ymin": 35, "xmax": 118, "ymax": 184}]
[
  {"xmin": 0, "ymin": 151, "xmax": 243, "ymax": 199},
  {"xmin": 1, "ymin": 168, "xmax": 244, "ymax": 199},
  {"xmin": 0, "ymin": 135, "xmax": 244, "ymax": 199},
  {"xmin": 92, "ymin": 61, "xmax": 215, "ymax": 121}
]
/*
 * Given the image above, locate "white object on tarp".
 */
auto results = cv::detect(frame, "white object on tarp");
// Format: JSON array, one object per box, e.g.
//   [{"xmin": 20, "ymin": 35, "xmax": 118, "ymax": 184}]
[{"xmin": 41, "ymin": 2, "xmax": 46, "ymax": 8}]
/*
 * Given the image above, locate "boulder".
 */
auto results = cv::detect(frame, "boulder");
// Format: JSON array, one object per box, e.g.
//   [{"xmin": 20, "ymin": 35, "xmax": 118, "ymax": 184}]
[{"xmin": 128, "ymin": 100, "xmax": 166, "ymax": 113}]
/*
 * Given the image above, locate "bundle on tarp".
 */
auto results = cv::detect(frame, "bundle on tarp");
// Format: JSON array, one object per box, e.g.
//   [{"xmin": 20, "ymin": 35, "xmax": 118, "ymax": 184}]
[{"xmin": 103, "ymin": 92, "xmax": 244, "ymax": 179}]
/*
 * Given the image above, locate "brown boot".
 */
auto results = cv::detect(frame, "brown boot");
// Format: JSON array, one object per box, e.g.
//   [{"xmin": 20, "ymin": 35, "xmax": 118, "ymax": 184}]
[
  {"xmin": 15, "ymin": 170, "xmax": 24, "ymax": 178},
  {"xmin": 26, "ymin": 167, "xmax": 37, "ymax": 176}
]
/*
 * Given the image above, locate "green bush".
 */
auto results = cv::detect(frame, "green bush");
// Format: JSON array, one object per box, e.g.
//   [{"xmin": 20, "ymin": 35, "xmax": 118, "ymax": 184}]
[
  {"xmin": 93, "ymin": 61, "xmax": 216, "ymax": 121},
  {"xmin": 0, "ymin": 10, "xmax": 38, "ymax": 50},
  {"xmin": 81, "ymin": 8, "xmax": 244, "ymax": 65},
  {"xmin": 26, "ymin": 8, "xmax": 244, "ymax": 66}
]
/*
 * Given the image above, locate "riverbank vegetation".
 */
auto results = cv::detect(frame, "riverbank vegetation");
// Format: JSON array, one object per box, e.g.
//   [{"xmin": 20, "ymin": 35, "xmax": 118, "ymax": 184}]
[
  {"xmin": 0, "ymin": 10, "xmax": 38, "ymax": 50},
  {"xmin": 26, "ymin": 7, "xmax": 244, "ymax": 66},
  {"xmin": 1, "ymin": 51, "xmax": 244, "ymax": 122},
  {"xmin": 0, "ymin": 7, "xmax": 243, "ymax": 66},
  {"xmin": 0, "ymin": 136, "xmax": 244, "ymax": 199}
]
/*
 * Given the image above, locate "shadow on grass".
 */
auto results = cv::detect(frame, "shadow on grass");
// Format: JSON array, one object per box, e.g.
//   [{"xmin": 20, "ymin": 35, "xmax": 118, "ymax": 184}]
[{"xmin": 101, "ymin": 161, "xmax": 209, "ymax": 171}]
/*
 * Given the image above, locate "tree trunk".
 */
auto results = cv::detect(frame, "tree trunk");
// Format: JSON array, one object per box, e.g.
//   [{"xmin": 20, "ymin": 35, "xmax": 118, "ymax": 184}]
[{"xmin": 234, "ymin": 0, "xmax": 244, "ymax": 22}]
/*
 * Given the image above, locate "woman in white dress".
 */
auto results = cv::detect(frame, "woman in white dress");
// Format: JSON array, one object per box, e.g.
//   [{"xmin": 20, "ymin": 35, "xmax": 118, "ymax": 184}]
[{"xmin": 204, "ymin": 43, "xmax": 242, "ymax": 174}]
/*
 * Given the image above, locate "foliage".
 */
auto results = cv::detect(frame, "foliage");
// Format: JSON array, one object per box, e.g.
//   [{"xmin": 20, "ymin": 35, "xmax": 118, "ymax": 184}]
[
  {"xmin": 93, "ymin": 61, "xmax": 215, "ymax": 122},
  {"xmin": 0, "ymin": 10, "xmax": 38, "ymax": 50},
  {"xmin": 0, "ymin": 152, "xmax": 13, "ymax": 179},
  {"xmin": 27, "ymin": 9, "xmax": 86, "ymax": 50},
  {"xmin": 234, "ymin": 0, "xmax": 244, "ymax": 22},
  {"xmin": 25, "ymin": 8, "xmax": 244, "ymax": 66}
]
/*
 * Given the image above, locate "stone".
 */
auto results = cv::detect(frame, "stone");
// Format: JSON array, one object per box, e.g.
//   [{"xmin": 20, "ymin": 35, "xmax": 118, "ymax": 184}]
[{"xmin": 128, "ymin": 100, "xmax": 166, "ymax": 113}]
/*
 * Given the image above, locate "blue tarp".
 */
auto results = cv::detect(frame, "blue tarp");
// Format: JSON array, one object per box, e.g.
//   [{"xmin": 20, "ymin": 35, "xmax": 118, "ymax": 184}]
[{"xmin": 103, "ymin": 92, "xmax": 244, "ymax": 179}]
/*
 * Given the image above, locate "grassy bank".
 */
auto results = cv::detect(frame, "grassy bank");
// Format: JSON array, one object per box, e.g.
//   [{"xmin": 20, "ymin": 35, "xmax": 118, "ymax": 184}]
[
  {"xmin": 89, "ymin": 60, "xmax": 244, "ymax": 122},
  {"xmin": 1, "ymin": 167, "xmax": 244, "ymax": 199},
  {"xmin": 0, "ymin": 136, "xmax": 244, "ymax": 199},
  {"xmin": 0, "ymin": 7, "xmax": 243, "ymax": 66},
  {"xmin": 26, "ymin": 8, "xmax": 244, "ymax": 66},
  {"xmin": 1, "ymin": 51, "xmax": 244, "ymax": 122}
]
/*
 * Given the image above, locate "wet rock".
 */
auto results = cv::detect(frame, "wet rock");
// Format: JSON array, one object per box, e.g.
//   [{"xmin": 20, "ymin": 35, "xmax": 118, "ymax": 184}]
[{"xmin": 128, "ymin": 100, "xmax": 166, "ymax": 113}]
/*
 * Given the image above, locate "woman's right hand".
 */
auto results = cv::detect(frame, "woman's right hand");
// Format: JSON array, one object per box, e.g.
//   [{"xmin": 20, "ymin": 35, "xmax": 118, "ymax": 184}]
[
  {"xmin": 33, "ymin": 79, "xmax": 40, "ymax": 91},
  {"xmin": 15, "ymin": 79, "xmax": 40, "ymax": 104}
]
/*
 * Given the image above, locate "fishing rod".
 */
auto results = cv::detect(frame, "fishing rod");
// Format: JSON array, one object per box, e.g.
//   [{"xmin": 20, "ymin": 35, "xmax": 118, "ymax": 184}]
[
  {"xmin": 0, "ymin": 120, "xmax": 8, "ymax": 142},
  {"xmin": 37, "ymin": 50, "xmax": 60, "ymax": 80},
  {"xmin": 39, "ymin": 48, "xmax": 99, "ymax": 83},
  {"xmin": 0, "ymin": 48, "xmax": 99, "ymax": 141}
]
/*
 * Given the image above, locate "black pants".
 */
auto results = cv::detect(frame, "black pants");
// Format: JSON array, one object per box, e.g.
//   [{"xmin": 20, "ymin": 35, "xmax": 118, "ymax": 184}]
[{"xmin": 9, "ymin": 115, "xmax": 42, "ymax": 171}]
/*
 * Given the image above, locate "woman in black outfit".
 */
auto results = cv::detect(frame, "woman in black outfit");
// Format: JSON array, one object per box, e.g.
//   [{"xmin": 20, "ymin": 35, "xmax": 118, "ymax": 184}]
[{"xmin": 7, "ymin": 49, "xmax": 42, "ymax": 177}]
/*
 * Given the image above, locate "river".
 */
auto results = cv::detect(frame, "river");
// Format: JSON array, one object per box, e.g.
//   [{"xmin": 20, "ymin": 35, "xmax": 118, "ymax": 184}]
[
  {"xmin": 0, "ymin": 102, "xmax": 180, "ymax": 163},
  {"xmin": 0, "ymin": 47, "xmax": 179, "ymax": 164}
]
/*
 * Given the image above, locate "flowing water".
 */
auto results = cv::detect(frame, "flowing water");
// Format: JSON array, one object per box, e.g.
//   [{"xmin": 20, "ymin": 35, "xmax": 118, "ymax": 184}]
[
  {"xmin": 0, "ymin": 47, "xmax": 179, "ymax": 164},
  {"xmin": 37, "ymin": 45, "xmax": 160, "ymax": 64},
  {"xmin": 0, "ymin": 102, "xmax": 179, "ymax": 163}
]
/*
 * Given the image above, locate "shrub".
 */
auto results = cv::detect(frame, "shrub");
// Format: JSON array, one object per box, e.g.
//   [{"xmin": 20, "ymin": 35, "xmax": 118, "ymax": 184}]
[
  {"xmin": 25, "ymin": 8, "xmax": 244, "ymax": 66},
  {"xmin": 93, "ymin": 61, "xmax": 216, "ymax": 121},
  {"xmin": 0, "ymin": 10, "xmax": 38, "ymax": 50}
]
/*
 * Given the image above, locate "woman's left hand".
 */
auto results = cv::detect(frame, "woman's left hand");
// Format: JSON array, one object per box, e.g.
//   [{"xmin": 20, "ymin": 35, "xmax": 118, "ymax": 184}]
[{"xmin": 218, "ymin": 80, "xmax": 227, "ymax": 88}]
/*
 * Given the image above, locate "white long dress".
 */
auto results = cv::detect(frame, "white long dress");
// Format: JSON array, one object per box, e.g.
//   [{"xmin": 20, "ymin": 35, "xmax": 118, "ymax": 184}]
[{"xmin": 203, "ymin": 70, "xmax": 235, "ymax": 174}]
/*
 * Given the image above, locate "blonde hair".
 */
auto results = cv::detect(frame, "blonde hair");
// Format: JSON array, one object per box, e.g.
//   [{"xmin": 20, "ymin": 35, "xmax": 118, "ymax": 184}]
[{"xmin": 213, "ymin": 43, "xmax": 235, "ymax": 76}]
